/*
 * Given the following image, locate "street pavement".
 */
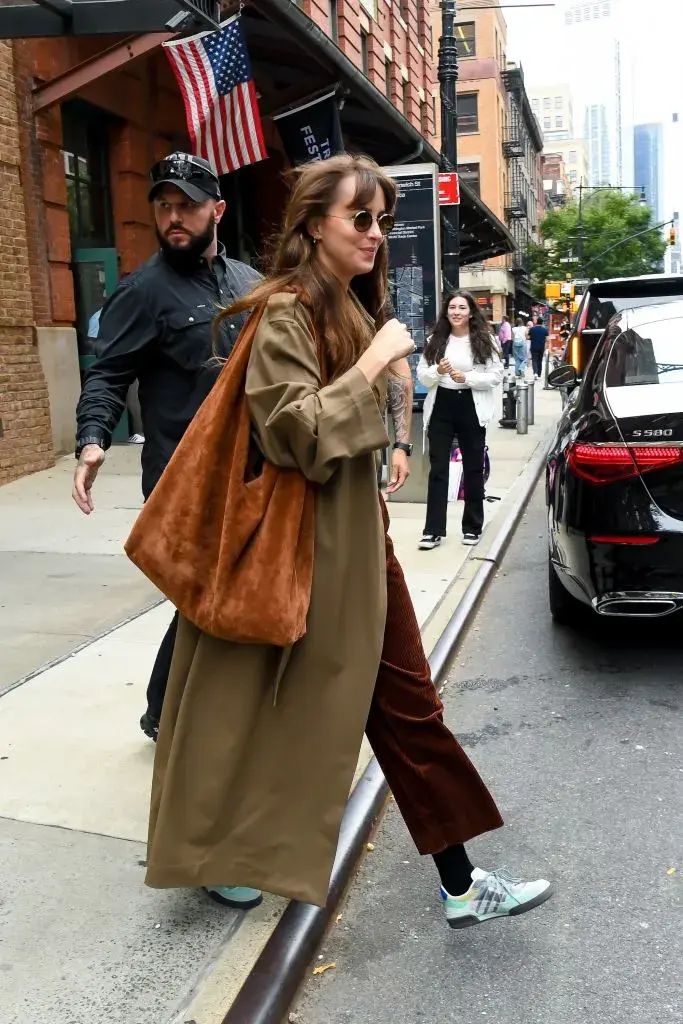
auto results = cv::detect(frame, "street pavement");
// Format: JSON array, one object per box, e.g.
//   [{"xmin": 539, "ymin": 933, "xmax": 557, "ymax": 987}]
[
  {"xmin": 293, "ymin": 485, "xmax": 683, "ymax": 1024},
  {"xmin": 1, "ymin": 388, "xmax": 563, "ymax": 1024},
  {"xmin": 0, "ymin": 448, "xmax": 159, "ymax": 694}
]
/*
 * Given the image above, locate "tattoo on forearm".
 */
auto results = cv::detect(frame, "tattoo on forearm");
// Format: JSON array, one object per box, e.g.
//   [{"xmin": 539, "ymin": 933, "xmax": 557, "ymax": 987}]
[{"xmin": 387, "ymin": 373, "xmax": 413, "ymax": 444}]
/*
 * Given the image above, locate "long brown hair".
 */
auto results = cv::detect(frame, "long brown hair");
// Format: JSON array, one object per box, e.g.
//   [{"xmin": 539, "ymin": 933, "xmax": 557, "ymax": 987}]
[
  {"xmin": 222, "ymin": 154, "xmax": 397, "ymax": 379},
  {"xmin": 423, "ymin": 290, "xmax": 498, "ymax": 366}
]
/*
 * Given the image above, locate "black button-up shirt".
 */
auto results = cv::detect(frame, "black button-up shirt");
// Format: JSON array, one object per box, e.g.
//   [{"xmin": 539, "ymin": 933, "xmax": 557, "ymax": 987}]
[{"xmin": 76, "ymin": 246, "xmax": 261, "ymax": 498}]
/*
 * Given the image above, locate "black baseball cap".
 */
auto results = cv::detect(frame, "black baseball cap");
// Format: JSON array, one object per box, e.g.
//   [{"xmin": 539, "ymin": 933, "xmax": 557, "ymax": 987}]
[{"xmin": 148, "ymin": 152, "xmax": 221, "ymax": 202}]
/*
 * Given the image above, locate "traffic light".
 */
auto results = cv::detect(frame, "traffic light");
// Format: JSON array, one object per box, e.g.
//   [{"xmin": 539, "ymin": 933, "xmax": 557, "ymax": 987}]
[{"xmin": 669, "ymin": 226, "xmax": 677, "ymax": 246}]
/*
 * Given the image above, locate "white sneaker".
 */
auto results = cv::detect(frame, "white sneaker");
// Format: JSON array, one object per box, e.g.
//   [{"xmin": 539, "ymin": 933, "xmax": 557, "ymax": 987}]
[
  {"xmin": 442, "ymin": 868, "xmax": 553, "ymax": 929},
  {"xmin": 128, "ymin": 433, "xmax": 145, "ymax": 444},
  {"xmin": 462, "ymin": 533, "xmax": 480, "ymax": 546},
  {"xmin": 419, "ymin": 534, "xmax": 442, "ymax": 551}
]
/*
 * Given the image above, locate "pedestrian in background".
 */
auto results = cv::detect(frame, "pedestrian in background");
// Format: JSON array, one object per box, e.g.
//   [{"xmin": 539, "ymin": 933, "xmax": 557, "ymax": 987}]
[
  {"xmin": 498, "ymin": 314, "xmax": 512, "ymax": 368},
  {"xmin": 417, "ymin": 290, "xmax": 503, "ymax": 550},
  {"xmin": 511, "ymin": 316, "xmax": 529, "ymax": 378},
  {"xmin": 72, "ymin": 152, "xmax": 262, "ymax": 742},
  {"xmin": 528, "ymin": 316, "xmax": 549, "ymax": 379},
  {"xmin": 140, "ymin": 154, "xmax": 552, "ymax": 928}
]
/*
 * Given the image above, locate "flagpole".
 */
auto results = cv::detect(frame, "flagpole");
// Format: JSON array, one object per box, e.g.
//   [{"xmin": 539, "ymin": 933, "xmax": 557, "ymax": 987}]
[{"xmin": 438, "ymin": 0, "xmax": 460, "ymax": 291}]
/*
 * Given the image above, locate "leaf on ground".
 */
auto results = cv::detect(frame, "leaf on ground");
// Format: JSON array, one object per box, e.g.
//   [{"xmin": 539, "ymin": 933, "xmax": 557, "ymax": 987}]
[
  {"xmin": 313, "ymin": 962, "xmax": 336, "ymax": 975},
  {"xmin": 335, "ymin": 913, "xmax": 343, "ymax": 924},
  {"xmin": 666, "ymin": 867, "xmax": 677, "ymax": 876},
  {"xmin": 366, "ymin": 842, "xmax": 376, "ymax": 852}
]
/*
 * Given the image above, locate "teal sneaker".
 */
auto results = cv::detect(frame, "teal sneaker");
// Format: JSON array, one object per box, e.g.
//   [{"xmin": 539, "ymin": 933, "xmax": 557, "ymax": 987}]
[
  {"xmin": 442, "ymin": 868, "xmax": 553, "ymax": 929},
  {"xmin": 204, "ymin": 886, "xmax": 263, "ymax": 910}
]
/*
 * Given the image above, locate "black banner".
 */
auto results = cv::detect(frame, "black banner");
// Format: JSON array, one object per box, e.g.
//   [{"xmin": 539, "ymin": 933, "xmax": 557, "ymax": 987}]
[{"xmin": 273, "ymin": 92, "xmax": 343, "ymax": 165}]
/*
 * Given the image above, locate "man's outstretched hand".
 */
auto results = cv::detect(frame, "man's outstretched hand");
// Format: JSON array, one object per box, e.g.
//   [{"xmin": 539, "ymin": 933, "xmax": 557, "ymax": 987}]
[{"xmin": 72, "ymin": 444, "xmax": 106, "ymax": 515}]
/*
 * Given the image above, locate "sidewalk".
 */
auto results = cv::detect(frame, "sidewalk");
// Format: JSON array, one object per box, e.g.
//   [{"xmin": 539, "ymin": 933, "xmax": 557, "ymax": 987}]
[{"xmin": 1, "ymin": 387, "xmax": 560, "ymax": 1024}]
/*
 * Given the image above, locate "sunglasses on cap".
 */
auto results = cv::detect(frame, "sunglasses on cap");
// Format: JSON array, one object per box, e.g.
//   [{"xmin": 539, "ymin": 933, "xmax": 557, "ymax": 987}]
[
  {"xmin": 327, "ymin": 210, "xmax": 396, "ymax": 236},
  {"xmin": 149, "ymin": 154, "xmax": 221, "ymax": 201}
]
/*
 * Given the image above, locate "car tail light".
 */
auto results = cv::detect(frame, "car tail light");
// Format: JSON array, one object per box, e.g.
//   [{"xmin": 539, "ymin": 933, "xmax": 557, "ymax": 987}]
[
  {"xmin": 590, "ymin": 535, "xmax": 660, "ymax": 545},
  {"xmin": 567, "ymin": 442, "xmax": 683, "ymax": 484}
]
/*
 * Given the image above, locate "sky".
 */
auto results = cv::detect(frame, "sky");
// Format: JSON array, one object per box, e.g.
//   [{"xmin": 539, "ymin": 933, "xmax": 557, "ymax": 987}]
[
  {"xmin": 496, "ymin": 0, "xmax": 683, "ymax": 220},
  {"xmin": 500, "ymin": 0, "xmax": 683, "ymax": 125}
]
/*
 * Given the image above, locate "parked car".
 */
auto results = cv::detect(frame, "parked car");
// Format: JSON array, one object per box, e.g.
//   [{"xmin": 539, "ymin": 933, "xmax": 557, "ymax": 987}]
[
  {"xmin": 565, "ymin": 273, "xmax": 683, "ymax": 376},
  {"xmin": 546, "ymin": 298, "xmax": 683, "ymax": 624}
]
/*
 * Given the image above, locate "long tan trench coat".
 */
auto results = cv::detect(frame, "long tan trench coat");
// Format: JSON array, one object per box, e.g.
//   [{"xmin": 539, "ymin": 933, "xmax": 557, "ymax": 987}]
[{"xmin": 146, "ymin": 293, "xmax": 391, "ymax": 907}]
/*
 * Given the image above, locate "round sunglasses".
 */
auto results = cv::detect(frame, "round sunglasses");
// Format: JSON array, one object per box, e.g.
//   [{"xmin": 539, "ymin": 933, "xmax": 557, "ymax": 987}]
[{"xmin": 327, "ymin": 210, "xmax": 396, "ymax": 236}]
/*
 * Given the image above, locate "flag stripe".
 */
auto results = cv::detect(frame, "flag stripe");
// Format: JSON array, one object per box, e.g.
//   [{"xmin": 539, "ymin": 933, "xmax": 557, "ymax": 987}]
[
  {"xmin": 165, "ymin": 46, "xmax": 200, "ymax": 155},
  {"xmin": 188, "ymin": 40, "xmax": 221, "ymax": 171},
  {"xmin": 174, "ymin": 41, "xmax": 211, "ymax": 165},
  {"xmin": 247, "ymin": 82, "xmax": 267, "ymax": 161},
  {"xmin": 233, "ymin": 84, "xmax": 253, "ymax": 167},
  {"xmin": 221, "ymin": 93, "xmax": 240, "ymax": 174},
  {"xmin": 241, "ymin": 82, "xmax": 262, "ymax": 165}
]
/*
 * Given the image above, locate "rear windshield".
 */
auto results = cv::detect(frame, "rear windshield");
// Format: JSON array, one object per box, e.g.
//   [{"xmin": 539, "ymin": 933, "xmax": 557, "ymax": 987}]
[
  {"xmin": 606, "ymin": 319, "xmax": 683, "ymax": 387},
  {"xmin": 585, "ymin": 290, "xmax": 683, "ymax": 331}
]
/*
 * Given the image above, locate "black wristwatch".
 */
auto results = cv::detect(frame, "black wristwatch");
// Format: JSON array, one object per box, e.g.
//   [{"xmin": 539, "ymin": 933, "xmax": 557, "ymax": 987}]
[{"xmin": 393, "ymin": 442, "xmax": 413, "ymax": 456}]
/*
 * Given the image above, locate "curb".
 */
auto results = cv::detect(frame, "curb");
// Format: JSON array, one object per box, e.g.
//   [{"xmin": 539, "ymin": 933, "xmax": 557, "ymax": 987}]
[{"xmin": 222, "ymin": 435, "xmax": 553, "ymax": 1024}]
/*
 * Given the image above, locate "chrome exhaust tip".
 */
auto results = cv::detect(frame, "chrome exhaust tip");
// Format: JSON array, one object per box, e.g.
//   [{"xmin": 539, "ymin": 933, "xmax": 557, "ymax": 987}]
[{"xmin": 594, "ymin": 593, "xmax": 681, "ymax": 617}]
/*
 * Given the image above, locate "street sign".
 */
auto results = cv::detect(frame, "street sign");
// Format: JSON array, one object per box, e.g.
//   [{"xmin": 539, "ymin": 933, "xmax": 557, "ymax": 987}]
[{"xmin": 438, "ymin": 172, "xmax": 460, "ymax": 206}]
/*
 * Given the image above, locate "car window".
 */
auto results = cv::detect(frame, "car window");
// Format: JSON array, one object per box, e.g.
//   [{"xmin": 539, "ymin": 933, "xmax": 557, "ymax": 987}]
[
  {"xmin": 586, "ymin": 292, "xmax": 683, "ymax": 330},
  {"xmin": 606, "ymin": 320, "xmax": 683, "ymax": 388}
]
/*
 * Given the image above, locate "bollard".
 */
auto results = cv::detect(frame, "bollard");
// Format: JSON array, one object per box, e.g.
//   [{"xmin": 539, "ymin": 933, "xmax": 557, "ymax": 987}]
[
  {"xmin": 543, "ymin": 350, "xmax": 551, "ymax": 390},
  {"xmin": 516, "ymin": 380, "xmax": 529, "ymax": 434},
  {"xmin": 527, "ymin": 378, "xmax": 535, "ymax": 426},
  {"xmin": 499, "ymin": 377, "xmax": 517, "ymax": 428}
]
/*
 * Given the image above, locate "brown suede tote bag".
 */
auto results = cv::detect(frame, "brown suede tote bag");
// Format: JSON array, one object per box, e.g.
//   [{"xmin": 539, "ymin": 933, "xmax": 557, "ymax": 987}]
[{"xmin": 124, "ymin": 303, "xmax": 315, "ymax": 647}]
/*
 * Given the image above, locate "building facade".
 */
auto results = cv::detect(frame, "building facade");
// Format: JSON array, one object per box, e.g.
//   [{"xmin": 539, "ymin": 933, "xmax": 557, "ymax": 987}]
[
  {"xmin": 561, "ymin": 0, "xmax": 634, "ymax": 188},
  {"xmin": 541, "ymin": 152, "xmax": 570, "ymax": 208},
  {"xmin": 0, "ymin": 0, "xmax": 445, "ymax": 486},
  {"xmin": 502, "ymin": 63, "xmax": 545, "ymax": 316},
  {"xmin": 634, "ymin": 123, "xmax": 664, "ymax": 222},
  {"xmin": 550, "ymin": 138, "xmax": 589, "ymax": 191},
  {"xmin": 529, "ymin": 83, "xmax": 574, "ymax": 143}
]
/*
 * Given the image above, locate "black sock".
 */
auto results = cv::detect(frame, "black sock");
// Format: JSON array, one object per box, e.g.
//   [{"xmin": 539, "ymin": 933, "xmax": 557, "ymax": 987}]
[{"xmin": 433, "ymin": 843, "xmax": 475, "ymax": 896}]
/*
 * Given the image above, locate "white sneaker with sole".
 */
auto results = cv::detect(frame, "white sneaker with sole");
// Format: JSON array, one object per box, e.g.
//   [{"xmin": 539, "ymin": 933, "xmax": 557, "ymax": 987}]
[
  {"xmin": 442, "ymin": 868, "xmax": 553, "ymax": 929},
  {"xmin": 418, "ymin": 534, "xmax": 442, "ymax": 550},
  {"xmin": 462, "ymin": 533, "xmax": 480, "ymax": 546}
]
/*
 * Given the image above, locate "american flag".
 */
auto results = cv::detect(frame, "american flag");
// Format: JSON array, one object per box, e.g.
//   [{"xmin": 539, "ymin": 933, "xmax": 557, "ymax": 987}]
[{"xmin": 164, "ymin": 17, "xmax": 267, "ymax": 175}]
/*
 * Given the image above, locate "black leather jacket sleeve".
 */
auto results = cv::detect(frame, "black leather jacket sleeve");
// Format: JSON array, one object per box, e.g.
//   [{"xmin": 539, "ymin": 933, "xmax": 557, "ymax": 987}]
[{"xmin": 75, "ymin": 279, "xmax": 158, "ymax": 453}]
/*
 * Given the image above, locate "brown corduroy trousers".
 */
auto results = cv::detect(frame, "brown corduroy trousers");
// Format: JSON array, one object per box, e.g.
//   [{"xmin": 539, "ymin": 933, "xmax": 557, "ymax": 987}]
[{"xmin": 366, "ymin": 500, "xmax": 504, "ymax": 854}]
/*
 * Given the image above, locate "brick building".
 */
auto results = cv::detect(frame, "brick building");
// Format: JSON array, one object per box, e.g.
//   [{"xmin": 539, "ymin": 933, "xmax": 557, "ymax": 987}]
[{"xmin": 0, "ymin": 0, "xmax": 509, "ymax": 485}]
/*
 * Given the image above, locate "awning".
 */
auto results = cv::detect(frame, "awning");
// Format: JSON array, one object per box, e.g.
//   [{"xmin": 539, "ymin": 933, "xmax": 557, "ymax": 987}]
[{"xmin": 0, "ymin": 0, "xmax": 218, "ymax": 36}]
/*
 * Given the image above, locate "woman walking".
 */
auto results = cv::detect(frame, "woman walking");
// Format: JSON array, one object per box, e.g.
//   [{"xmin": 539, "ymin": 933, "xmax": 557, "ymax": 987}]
[
  {"xmin": 417, "ymin": 291, "xmax": 503, "ymax": 551},
  {"xmin": 512, "ymin": 316, "xmax": 529, "ymax": 377},
  {"xmin": 141, "ymin": 155, "xmax": 551, "ymax": 930}
]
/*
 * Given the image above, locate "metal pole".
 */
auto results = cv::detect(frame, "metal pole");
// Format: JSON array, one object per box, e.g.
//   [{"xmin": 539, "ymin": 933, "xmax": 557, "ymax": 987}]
[
  {"xmin": 438, "ymin": 0, "xmax": 460, "ymax": 291},
  {"xmin": 516, "ymin": 380, "xmax": 529, "ymax": 434},
  {"xmin": 527, "ymin": 378, "xmax": 535, "ymax": 425},
  {"xmin": 577, "ymin": 179, "xmax": 583, "ymax": 278}
]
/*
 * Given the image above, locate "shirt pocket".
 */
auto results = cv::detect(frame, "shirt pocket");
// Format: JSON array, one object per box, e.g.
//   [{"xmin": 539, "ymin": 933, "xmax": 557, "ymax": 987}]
[{"xmin": 162, "ymin": 307, "xmax": 216, "ymax": 371}]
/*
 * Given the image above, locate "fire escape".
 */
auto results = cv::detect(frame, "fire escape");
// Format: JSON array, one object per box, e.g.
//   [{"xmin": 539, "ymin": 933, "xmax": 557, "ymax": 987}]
[{"xmin": 501, "ymin": 66, "xmax": 536, "ymax": 285}]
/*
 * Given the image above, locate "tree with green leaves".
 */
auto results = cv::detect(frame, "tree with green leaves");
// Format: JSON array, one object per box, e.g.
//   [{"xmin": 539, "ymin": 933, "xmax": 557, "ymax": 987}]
[{"xmin": 528, "ymin": 190, "xmax": 667, "ymax": 297}]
